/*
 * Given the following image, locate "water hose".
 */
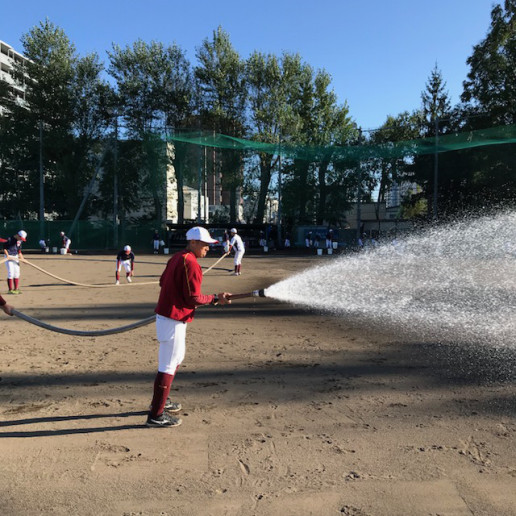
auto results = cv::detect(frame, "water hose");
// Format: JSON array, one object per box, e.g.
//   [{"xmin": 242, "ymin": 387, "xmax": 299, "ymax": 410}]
[
  {"xmin": 8, "ymin": 256, "xmax": 265, "ymax": 336},
  {"xmin": 22, "ymin": 258, "xmax": 159, "ymax": 288},
  {"xmin": 12, "ymin": 309, "xmax": 155, "ymax": 337}
]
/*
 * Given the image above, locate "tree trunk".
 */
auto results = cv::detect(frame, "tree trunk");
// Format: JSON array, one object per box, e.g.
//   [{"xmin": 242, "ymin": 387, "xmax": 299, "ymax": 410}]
[
  {"xmin": 296, "ymin": 159, "xmax": 310, "ymax": 224},
  {"xmin": 229, "ymin": 186, "xmax": 237, "ymax": 223},
  {"xmin": 255, "ymin": 153, "xmax": 273, "ymax": 223},
  {"xmin": 316, "ymin": 160, "xmax": 330, "ymax": 224}
]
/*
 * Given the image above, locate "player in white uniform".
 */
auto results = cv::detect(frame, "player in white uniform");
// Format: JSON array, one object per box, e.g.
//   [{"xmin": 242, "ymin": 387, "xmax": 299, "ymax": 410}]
[
  {"xmin": 228, "ymin": 228, "xmax": 245, "ymax": 276},
  {"xmin": 60, "ymin": 231, "xmax": 72, "ymax": 254}
]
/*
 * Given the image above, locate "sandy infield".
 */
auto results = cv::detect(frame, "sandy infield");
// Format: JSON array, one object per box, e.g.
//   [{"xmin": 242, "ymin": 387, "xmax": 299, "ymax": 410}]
[{"xmin": 0, "ymin": 252, "xmax": 515, "ymax": 515}]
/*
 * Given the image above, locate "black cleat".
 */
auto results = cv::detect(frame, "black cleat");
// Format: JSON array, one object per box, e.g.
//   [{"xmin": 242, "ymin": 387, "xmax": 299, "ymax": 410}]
[
  {"xmin": 145, "ymin": 412, "xmax": 182, "ymax": 428},
  {"xmin": 148, "ymin": 398, "xmax": 182, "ymax": 413},
  {"xmin": 164, "ymin": 399, "xmax": 182, "ymax": 413}
]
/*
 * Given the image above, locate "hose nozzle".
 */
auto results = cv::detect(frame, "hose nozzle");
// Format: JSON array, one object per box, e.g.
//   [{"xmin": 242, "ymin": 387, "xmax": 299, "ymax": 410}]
[{"xmin": 228, "ymin": 289, "xmax": 267, "ymax": 301}]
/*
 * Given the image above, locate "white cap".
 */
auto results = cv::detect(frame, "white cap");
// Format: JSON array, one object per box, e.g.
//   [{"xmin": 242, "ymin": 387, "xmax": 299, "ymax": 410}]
[
  {"xmin": 124, "ymin": 245, "xmax": 131, "ymax": 252},
  {"xmin": 18, "ymin": 230, "xmax": 27, "ymax": 241},
  {"xmin": 230, "ymin": 228, "xmax": 237, "ymax": 234},
  {"xmin": 186, "ymin": 226, "xmax": 218, "ymax": 244},
  {"xmin": 60, "ymin": 231, "xmax": 64, "ymax": 236}
]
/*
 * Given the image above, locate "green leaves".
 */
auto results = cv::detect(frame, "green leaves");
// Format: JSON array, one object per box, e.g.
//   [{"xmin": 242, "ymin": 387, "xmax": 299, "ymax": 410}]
[
  {"xmin": 108, "ymin": 40, "xmax": 193, "ymax": 136},
  {"xmin": 461, "ymin": 1, "xmax": 516, "ymax": 125}
]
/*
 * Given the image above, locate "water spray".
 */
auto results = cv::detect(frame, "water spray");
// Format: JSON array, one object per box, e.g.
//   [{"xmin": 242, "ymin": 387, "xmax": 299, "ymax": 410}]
[{"xmin": 263, "ymin": 210, "xmax": 516, "ymax": 347}]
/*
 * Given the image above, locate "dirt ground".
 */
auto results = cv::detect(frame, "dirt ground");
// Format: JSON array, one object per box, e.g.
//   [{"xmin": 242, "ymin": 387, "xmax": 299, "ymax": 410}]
[{"xmin": 0, "ymin": 252, "xmax": 515, "ymax": 516}]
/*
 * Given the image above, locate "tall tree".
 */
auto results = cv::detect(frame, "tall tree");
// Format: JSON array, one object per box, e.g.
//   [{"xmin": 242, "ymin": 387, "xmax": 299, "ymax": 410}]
[
  {"xmin": 280, "ymin": 65, "xmax": 357, "ymax": 226},
  {"xmin": 370, "ymin": 111, "xmax": 425, "ymax": 222},
  {"xmin": 459, "ymin": 0, "xmax": 516, "ymax": 210},
  {"xmin": 246, "ymin": 52, "xmax": 310, "ymax": 224},
  {"xmin": 462, "ymin": 0, "xmax": 516, "ymax": 126},
  {"xmin": 63, "ymin": 53, "xmax": 113, "ymax": 218},
  {"xmin": 195, "ymin": 27, "xmax": 247, "ymax": 223},
  {"xmin": 421, "ymin": 63, "xmax": 452, "ymax": 135},
  {"xmin": 108, "ymin": 39, "xmax": 193, "ymax": 135},
  {"xmin": 108, "ymin": 40, "xmax": 194, "ymax": 225},
  {"xmin": 416, "ymin": 64, "xmax": 453, "ymax": 217},
  {"xmin": 308, "ymin": 70, "xmax": 356, "ymax": 224},
  {"xmin": 0, "ymin": 78, "xmax": 14, "ymax": 110},
  {"xmin": 8, "ymin": 19, "xmax": 78, "ymax": 219}
]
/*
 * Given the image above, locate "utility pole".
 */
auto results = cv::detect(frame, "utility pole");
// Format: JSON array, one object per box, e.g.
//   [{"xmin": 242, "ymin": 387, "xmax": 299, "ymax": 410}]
[
  {"xmin": 433, "ymin": 117, "xmax": 439, "ymax": 220},
  {"xmin": 356, "ymin": 167, "xmax": 362, "ymax": 244},
  {"xmin": 113, "ymin": 116, "xmax": 119, "ymax": 248},
  {"xmin": 39, "ymin": 120, "xmax": 44, "ymax": 240},
  {"xmin": 356, "ymin": 129, "xmax": 363, "ymax": 244},
  {"xmin": 204, "ymin": 145, "xmax": 208, "ymax": 222},
  {"xmin": 277, "ymin": 141, "xmax": 282, "ymax": 247},
  {"xmin": 197, "ymin": 144, "xmax": 202, "ymax": 223}
]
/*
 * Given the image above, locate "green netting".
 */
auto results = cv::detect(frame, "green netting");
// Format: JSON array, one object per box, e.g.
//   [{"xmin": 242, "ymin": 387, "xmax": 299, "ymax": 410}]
[
  {"xmin": 4, "ymin": 123, "xmax": 516, "ymax": 251},
  {"xmin": 0, "ymin": 220, "xmax": 167, "ymax": 252},
  {"xmin": 167, "ymin": 124, "xmax": 516, "ymax": 161}
]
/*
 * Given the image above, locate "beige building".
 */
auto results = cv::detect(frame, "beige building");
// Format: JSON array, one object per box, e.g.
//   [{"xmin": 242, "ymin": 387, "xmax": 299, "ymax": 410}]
[{"xmin": 0, "ymin": 40, "xmax": 28, "ymax": 115}]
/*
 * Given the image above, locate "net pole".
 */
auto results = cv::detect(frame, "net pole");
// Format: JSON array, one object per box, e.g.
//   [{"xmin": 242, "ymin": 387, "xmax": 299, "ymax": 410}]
[
  {"xmin": 113, "ymin": 116, "xmax": 119, "ymax": 248},
  {"xmin": 39, "ymin": 120, "xmax": 45, "ymax": 241},
  {"xmin": 277, "ymin": 142, "xmax": 282, "ymax": 247},
  {"xmin": 197, "ymin": 142, "xmax": 202, "ymax": 223},
  {"xmin": 433, "ymin": 117, "xmax": 439, "ymax": 220}
]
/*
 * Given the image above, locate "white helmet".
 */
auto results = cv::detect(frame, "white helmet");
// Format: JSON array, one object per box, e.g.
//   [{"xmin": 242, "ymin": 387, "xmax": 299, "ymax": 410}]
[
  {"xmin": 124, "ymin": 245, "xmax": 131, "ymax": 252},
  {"xmin": 230, "ymin": 228, "xmax": 237, "ymax": 234}
]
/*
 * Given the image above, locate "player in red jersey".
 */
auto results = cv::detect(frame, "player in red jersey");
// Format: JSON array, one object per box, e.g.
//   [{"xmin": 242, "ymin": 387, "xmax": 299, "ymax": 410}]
[{"xmin": 147, "ymin": 227, "xmax": 231, "ymax": 428}]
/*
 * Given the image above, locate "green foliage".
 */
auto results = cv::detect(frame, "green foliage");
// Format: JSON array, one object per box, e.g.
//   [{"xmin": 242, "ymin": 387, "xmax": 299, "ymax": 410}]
[
  {"xmin": 108, "ymin": 39, "xmax": 193, "ymax": 136},
  {"xmin": 245, "ymin": 51, "xmax": 305, "ymax": 222},
  {"xmin": 194, "ymin": 27, "xmax": 247, "ymax": 222},
  {"xmin": 462, "ymin": 0, "xmax": 516, "ymax": 126},
  {"xmin": 195, "ymin": 26, "xmax": 246, "ymax": 129},
  {"xmin": 421, "ymin": 64, "xmax": 451, "ymax": 131},
  {"xmin": 108, "ymin": 39, "xmax": 193, "ymax": 222},
  {"xmin": 453, "ymin": 1, "xmax": 516, "ymax": 214}
]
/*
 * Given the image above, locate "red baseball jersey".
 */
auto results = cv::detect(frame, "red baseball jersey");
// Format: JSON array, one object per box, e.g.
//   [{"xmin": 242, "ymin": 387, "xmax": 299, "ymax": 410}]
[{"xmin": 155, "ymin": 249, "xmax": 214, "ymax": 323}]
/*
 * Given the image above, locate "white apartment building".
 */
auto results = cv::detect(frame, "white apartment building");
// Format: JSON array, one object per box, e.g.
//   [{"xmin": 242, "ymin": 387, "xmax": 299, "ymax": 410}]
[{"xmin": 0, "ymin": 40, "xmax": 28, "ymax": 114}]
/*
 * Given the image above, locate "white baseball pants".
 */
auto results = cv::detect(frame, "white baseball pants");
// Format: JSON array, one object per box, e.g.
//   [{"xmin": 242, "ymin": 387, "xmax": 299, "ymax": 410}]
[
  {"xmin": 156, "ymin": 314, "xmax": 187, "ymax": 374},
  {"xmin": 233, "ymin": 249, "xmax": 245, "ymax": 266},
  {"xmin": 117, "ymin": 259, "xmax": 132, "ymax": 274},
  {"xmin": 5, "ymin": 259, "xmax": 20, "ymax": 279}
]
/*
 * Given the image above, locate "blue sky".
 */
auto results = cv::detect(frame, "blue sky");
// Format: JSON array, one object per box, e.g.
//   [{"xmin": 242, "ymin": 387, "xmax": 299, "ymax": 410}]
[{"xmin": 1, "ymin": 0, "xmax": 495, "ymax": 130}]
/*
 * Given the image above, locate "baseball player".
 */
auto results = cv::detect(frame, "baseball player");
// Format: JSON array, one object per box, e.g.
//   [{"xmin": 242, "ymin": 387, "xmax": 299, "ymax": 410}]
[
  {"xmin": 60, "ymin": 231, "xmax": 72, "ymax": 254},
  {"xmin": 152, "ymin": 230, "xmax": 160, "ymax": 254},
  {"xmin": 228, "ymin": 228, "xmax": 245, "ymax": 276},
  {"xmin": 3, "ymin": 230, "xmax": 27, "ymax": 294},
  {"xmin": 326, "ymin": 229, "xmax": 334, "ymax": 249},
  {"xmin": 147, "ymin": 226, "xmax": 231, "ymax": 427},
  {"xmin": 0, "ymin": 293, "xmax": 14, "ymax": 315},
  {"xmin": 115, "ymin": 245, "xmax": 135, "ymax": 285}
]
